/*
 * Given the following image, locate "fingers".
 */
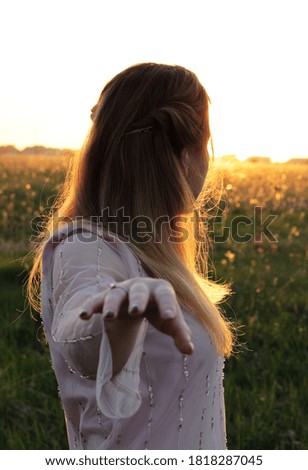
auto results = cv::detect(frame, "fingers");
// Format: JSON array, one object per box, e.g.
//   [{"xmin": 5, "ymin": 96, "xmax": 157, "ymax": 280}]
[
  {"xmin": 172, "ymin": 320, "xmax": 194, "ymax": 355},
  {"xmin": 160, "ymin": 305, "xmax": 194, "ymax": 355},
  {"xmin": 127, "ymin": 281, "xmax": 151, "ymax": 316},
  {"xmin": 153, "ymin": 283, "xmax": 177, "ymax": 320},
  {"xmin": 78, "ymin": 278, "xmax": 194, "ymax": 355},
  {"xmin": 102, "ymin": 280, "xmax": 151, "ymax": 319},
  {"xmin": 79, "ymin": 292, "xmax": 108, "ymax": 320},
  {"xmin": 102, "ymin": 287, "xmax": 128, "ymax": 320},
  {"xmin": 79, "ymin": 285, "xmax": 128, "ymax": 321},
  {"xmin": 149, "ymin": 280, "xmax": 194, "ymax": 354}
]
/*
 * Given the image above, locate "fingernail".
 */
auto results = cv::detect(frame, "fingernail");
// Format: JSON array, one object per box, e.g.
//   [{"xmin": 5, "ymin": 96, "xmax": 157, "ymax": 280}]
[
  {"xmin": 189, "ymin": 341, "xmax": 194, "ymax": 352},
  {"xmin": 104, "ymin": 310, "xmax": 114, "ymax": 318},
  {"xmin": 163, "ymin": 309, "xmax": 175, "ymax": 319},
  {"xmin": 129, "ymin": 306, "xmax": 139, "ymax": 315},
  {"xmin": 79, "ymin": 311, "xmax": 88, "ymax": 319}
]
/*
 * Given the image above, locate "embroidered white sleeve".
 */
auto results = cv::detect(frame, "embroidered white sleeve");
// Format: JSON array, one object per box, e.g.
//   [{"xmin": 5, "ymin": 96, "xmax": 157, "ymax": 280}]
[{"xmin": 50, "ymin": 232, "xmax": 147, "ymax": 417}]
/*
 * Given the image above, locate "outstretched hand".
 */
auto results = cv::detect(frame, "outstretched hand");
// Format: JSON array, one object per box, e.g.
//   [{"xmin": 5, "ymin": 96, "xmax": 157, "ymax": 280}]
[{"xmin": 80, "ymin": 277, "xmax": 194, "ymax": 355}]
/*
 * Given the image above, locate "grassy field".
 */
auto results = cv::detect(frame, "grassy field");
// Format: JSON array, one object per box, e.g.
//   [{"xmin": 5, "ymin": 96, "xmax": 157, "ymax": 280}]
[{"xmin": 0, "ymin": 154, "xmax": 307, "ymax": 449}]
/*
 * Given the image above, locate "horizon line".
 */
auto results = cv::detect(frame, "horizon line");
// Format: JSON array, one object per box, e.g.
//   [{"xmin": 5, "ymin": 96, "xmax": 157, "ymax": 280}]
[{"xmin": 0, "ymin": 143, "xmax": 308, "ymax": 162}]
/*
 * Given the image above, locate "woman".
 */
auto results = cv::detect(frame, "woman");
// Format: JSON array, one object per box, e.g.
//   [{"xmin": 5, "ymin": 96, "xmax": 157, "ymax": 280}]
[{"xmin": 27, "ymin": 63, "xmax": 234, "ymax": 450}]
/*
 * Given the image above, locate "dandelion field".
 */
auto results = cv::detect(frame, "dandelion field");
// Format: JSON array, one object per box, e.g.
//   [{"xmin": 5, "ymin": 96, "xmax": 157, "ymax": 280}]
[{"xmin": 0, "ymin": 154, "xmax": 307, "ymax": 449}]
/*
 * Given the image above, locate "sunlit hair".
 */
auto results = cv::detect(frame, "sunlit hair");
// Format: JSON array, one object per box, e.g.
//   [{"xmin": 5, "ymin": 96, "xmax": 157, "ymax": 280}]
[{"xmin": 26, "ymin": 62, "xmax": 234, "ymax": 357}]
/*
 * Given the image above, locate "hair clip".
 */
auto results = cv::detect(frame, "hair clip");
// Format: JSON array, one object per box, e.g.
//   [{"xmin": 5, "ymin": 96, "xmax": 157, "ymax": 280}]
[{"xmin": 124, "ymin": 126, "xmax": 154, "ymax": 136}]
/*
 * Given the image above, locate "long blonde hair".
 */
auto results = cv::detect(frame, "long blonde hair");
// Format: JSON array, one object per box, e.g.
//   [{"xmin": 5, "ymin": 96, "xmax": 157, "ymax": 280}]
[{"xmin": 26, "ymin": 63, "xmax": 234, "ymax": 357}]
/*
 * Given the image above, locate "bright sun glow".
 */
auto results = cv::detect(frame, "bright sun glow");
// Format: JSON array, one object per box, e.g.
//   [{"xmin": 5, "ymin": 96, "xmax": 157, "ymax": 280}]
[{"xmin": 0, "ymin": 0, "xmax": 307, "ymax": 163}]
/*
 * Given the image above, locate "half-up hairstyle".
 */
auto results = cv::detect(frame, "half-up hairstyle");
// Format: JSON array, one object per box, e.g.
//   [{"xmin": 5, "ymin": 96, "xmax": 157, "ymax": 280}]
[{"xmin": 27, "ymin": 63, "xmax": 234, "ymax": 357}]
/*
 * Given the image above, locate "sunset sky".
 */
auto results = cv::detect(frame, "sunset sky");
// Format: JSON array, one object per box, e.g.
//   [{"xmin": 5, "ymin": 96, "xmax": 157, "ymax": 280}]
[{"xmin": 0, "ymin": 0, "xmax": 307, "ymax": 162}]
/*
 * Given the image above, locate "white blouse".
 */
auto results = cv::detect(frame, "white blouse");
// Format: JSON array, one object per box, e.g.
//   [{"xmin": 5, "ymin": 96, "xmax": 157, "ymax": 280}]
[{"xmin": 41, "ymin": 221, "xmax": 227, "ymax": 450}]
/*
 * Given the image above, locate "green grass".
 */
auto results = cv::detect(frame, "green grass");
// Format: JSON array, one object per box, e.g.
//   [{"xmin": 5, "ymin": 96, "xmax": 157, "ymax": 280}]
[
  {"xmin": 0, "ymin": 255, "xmax": 67, "ymax": 449},
  {"xmin": 1, "ymin": 156, "xmax": 307, "ymax": 449}
]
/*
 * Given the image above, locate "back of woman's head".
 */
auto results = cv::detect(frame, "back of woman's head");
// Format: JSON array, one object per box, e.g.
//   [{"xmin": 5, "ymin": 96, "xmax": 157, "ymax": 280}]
[
  {"xmin": 75, "ymin": 63, "xmax": 210, "ymax": 229},
  {"xmin": 26, "ymin": 63, "xmax": 234, "ymax": 358}
]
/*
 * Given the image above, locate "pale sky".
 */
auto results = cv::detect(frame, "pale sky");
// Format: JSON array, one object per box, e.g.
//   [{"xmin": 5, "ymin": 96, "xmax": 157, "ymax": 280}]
[{"xmin": 0, "ymin": 0, "xmax": 307, "ymax": 162}]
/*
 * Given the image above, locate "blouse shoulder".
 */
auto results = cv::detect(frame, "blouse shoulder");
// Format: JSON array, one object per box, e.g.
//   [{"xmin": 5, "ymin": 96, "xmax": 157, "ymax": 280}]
[
  {"xmin": 52, "ymin": 230, "xmax": 129, "ymax": 282},
  {"xmin": 42, "ymin": 221, "xmax": 143, "ymax": 284}
]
